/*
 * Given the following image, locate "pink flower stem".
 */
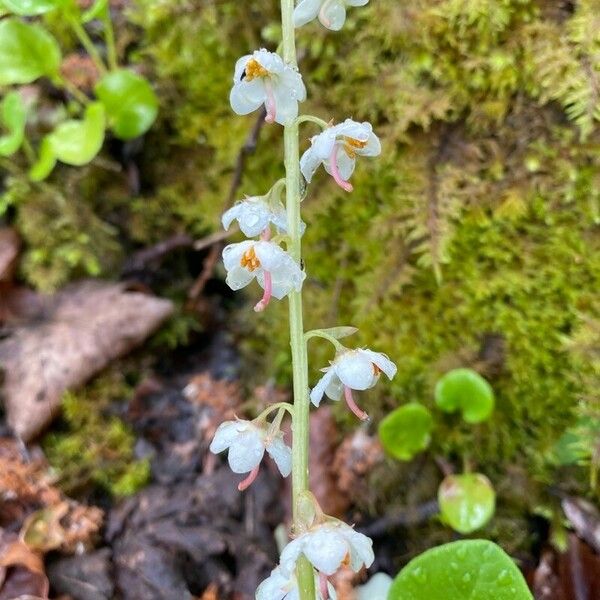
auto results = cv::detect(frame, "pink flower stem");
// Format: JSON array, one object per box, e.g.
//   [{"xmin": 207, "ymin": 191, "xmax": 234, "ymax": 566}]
[
  {"xmin": 238, "ymin": 465, "xmax": 260, "ymax": 491},
  {"xmin": 254, "ymin": 227, "xmax": 273, "ymax": 312},
  {"xmin": 254, "ymin": 270, "xmax": 272, "ymax": 312},
  {"xmin": 329, "ymin": 144, "xmax": 353, "ymax": 192},
  {"xmin": 319, "ymin": 572, "xmax": 330, "ymax": 600},
  {"xmin": 264, "ymin": 80, "xmax": 277, "ymax": 124},
  {"xmin": 344, "ymin": 385, "xmax": 369, "ymax": 421}
]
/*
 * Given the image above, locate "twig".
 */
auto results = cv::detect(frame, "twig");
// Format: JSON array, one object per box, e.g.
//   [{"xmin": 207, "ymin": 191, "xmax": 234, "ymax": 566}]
[
  {"xmin": 122, "ymin": 233, "xmax": 194, "ymax": 275},
  {"xmin": 188, "ymin": 108, "xmax": 267, "ymax": 300},
  {"xmin": 358, "ymin": 499, "xmax": 440, "ymax": 537}
]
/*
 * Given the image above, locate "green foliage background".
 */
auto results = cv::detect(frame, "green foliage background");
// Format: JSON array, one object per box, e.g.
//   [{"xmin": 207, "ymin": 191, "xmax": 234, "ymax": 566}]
[{"xmin": 2, "ymin": 0, "xmax": 599, "ymax": 551}]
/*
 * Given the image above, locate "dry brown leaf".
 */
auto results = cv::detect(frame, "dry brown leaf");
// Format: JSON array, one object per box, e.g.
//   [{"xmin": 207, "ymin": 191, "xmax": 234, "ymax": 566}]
[
  {"xmin": 0, "ymin": 280, "xmax": 173, "ymax": 441},
  {"xmin": 308, "ymin": 408, "xmax": 349, "ymax": 518},
  {"xmin": 0, "ymin": 533, "xmax": 49, "ymax": 600},
  {"xmin": 332, "ymin": 429, "xmax": 384, "ymax": 502}
]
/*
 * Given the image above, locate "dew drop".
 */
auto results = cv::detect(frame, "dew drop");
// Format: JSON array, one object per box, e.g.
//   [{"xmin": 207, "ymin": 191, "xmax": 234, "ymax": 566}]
[
  {"xmin": 450, "ymin": 562, "xmax": 459, "ymax": 570},
  {"xmin": 462, "ymin": 573, "xmax": 472, "ymax": 584}
]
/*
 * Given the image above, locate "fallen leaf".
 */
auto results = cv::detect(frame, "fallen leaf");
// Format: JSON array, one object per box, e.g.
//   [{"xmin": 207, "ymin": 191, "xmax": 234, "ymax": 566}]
[
  {"xmin": 0, "ymin": 280, "xmax": 173, "ymax": 440},
  {"xmin": 308, "ymin": 408, "xmax": 349, "ymax": 518},
  {"xmin": 0, "ymin": 533, "xmax": 48, "ymax": 600}
]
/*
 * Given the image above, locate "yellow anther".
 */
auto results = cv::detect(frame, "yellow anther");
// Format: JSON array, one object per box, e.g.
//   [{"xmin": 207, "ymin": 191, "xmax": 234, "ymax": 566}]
[
  {"xmin": 241, "ymin": 246, "xmax": 261, "ymax": 271},
  {"xmin": 343, "ymin": 136, "xmax": 368, "ymax": 158},
  {"xmin": 244, "ymin": 59, "xmax": 269, "ymax": 81}
]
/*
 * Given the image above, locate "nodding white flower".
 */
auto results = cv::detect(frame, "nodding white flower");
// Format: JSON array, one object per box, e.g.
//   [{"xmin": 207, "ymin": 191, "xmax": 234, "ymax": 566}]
[
  {"xmin": 222, "ymin": 240, "xmax": 305, "ymax": 312},
  {"xmin": 230, "ymin": 49, "xmax": 306, "ymax": 125},
  {"xmin": 222, "ymin": 195, "xmax": 305, "ymax": 238},
  {"xmin": 294, "ymin": 0, "xmax": 369, "ymax": 31},
  {"xmin": 300, "ymin": 119, "xmax": 380, "ymax": 192},
  {"xmin": 256, "ymin": 566, "xmax": 337, "ymax": 600},
  {"xmin": 279, "ymin": 521, "xmax": 374, "ymax": 578},
  {"xmin": 209, "ymin": 419, "xmax": 291, "ymax": 491},
  {"xmin": 310, "ymin": 348, "xmax": 396, "ymax": 420}
]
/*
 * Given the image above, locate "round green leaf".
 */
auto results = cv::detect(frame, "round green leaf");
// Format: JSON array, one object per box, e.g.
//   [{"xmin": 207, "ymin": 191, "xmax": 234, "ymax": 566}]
[
  {"xmin": 29, "ymin": 137, "xmax": 56, "ymax": 181},
  {"xmin": 0, "ymin": 91, "xmax": 27, "ymax": 157},
  {"xmin": 438, "ymin": 473, "xmax": 496, "ymax": 534},
  {"xmin": 29, "ymin": 102, "xmax": 105, "ymax": 180},
  {"xmin": 48, "ymin": 102, "xmax": 105, "ymax": 165},
  {"xmin": 378, "ymin": 403, "xmax": 433, "ymax": 461},
  {"xmin": 1, "ymin": 0, "xmax": 60, "ymax": 15},
  {"xmin": 95, "ymin": 69, "xmax": 158, "ymax": 140},
  {"xmin": 0, "ymin": 19, "xmax": 61, "ymax": 85},
  {"xmin": 388, "ymin": 539, "xmax": 533, "ymax": 600},
  {"xmin": 435, "ymin": 368, "xmax": 495, "ymax": 423}
]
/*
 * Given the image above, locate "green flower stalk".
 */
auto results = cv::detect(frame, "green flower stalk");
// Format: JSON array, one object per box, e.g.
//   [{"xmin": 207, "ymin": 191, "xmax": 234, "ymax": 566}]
[{"xmin": 211, "ymin": 1, "xmax": 398, "ymax": 598}]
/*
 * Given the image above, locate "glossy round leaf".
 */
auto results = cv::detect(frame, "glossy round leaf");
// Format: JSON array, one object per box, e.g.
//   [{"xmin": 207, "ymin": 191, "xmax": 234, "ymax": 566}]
[
  {"xmin": 1, "ymin": 0, "xmax": 60, "ymax": 15},
  {"xmin": 0, "ymin": 19, "xmax": 61, "ymax": 85},
  {"xmin": 95, "ymin": 69, "xmax": 158, "ymax": 140},
  {"xmin": 378, "ymin": 403, "xmax": 433, "ymax": 461},
  {"xmin": 0, "ymin": 91, "xmax": 27, "ymax": 156},
  {"xmin": 388, "ymin": 539, "xmax": 533, "ymax": 600},
  {"xmin": 435, "ymin": 368, "xmax": 495, "ymax": 423},
  {"xmin": 438, "ymin": 473, "xmax": 496, "ymax": 534},
  {"xmin": 29, "ymin": 102, "xmax": 105, "ymax": 180}
]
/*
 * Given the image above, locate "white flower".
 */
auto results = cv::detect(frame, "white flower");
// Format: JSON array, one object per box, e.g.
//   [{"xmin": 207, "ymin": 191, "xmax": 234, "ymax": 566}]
[
  {"xmin": 279, "ymin": 521, "xmax": 374, "ymax": 577},
  {"xmin": 294, "ymin": 0, "xmax": 369, "ymax": 31},
  {"xmin": 209, "ymin": 419, "xmax": 291, "ymax": 490},
  {"xmin": 256, "ymin": 566, "xmax": 337, "ymax": 600},
  {"xmin": 222, "ymin": 240, "xmax": 305, "ymax": 311},
  {"xmin": 310, "ymin": 348, "xmax": 396, "ymax": 420},
  {"xmin": 300, "ymin": 119, "xmax": 380, "ymax": 192},
  {"xmin": 222, "ymin": 195, "xmax": 305, "ymax": 238},
  {"xmin": 230, "ymin": 49, "xmax": 306, "ymax": 125}
]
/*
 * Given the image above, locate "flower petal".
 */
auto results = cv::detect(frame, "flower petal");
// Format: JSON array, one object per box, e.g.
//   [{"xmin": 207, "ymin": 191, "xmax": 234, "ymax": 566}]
[
  {"xmin": 334, "ymin": 351, "xmax": 377, "ymax": 390},
  {"xmin": 222, "ymin": 240, "xmax": 253, "ymax": 270},
  {"xmin": 256, "ymin": 567, "xmax": 290, "ymax": 600},
  {"xmin": 233, "ymin": 55, "xmax": 251, "ymax": 83},
  {"xmin": 347, "ymin": 0, "xmax": 369, "ymax": 5},
  {"xmin": 227, "ymin": 428, "xmax": 265, "ymax": 473},
  {"xmin": 310, "ymin": 368, "xmax": 338, "ymax": 406},
  {"xmin": 221, "ymin": 204, "xmax": 241, "ymax": 231},
  {"xmin": 344, "ymin": 529, "xmax": 375, "ymax": 571},
  {"xmin": 230, "ymin": 84, "xmax": 263, "ymax": 116},
  {"xmin": 209, "ymin": 420, "xmax": 244, "ymax": 453},
  {"xmin": 294, "ymin": 0, "xmax": 322, "ymax": 27},
  {"xmin": 320, "ymin": 0, "xmax": 346, "ymax": 30},
  {"xmin": 300, "ymin": 146, "xmax": 322, "ymax": 183},
  {"xmin": 303, "ymin": 527, "xmax": 348, "ymax": 575},
  {"xmin": 359, "ymin": 132, "xmax": 381, "ymax": 157},
  {"xmin": 325, "ymin": 375, "xmax": 344, "ymax": 401},
  {"xmin": 280, "ymin": 538, "xmax": 305, "ymax": 577},
  {"xmin": 359, "ymin": 349, "xmax": 397, "ymax": 379},
  {"xmin": 266, "ymin": 435, "xmax": 292, "ymax": 477},
  {"xmin": 225, "ymin": 266, "xmax": 255, "ymax": 291}
]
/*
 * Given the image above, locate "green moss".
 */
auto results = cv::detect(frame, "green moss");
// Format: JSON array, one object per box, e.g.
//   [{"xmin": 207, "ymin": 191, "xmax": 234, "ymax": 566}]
[{"xmin": 42, "ymin": 374, "xmax": 149, "ymax": 497}]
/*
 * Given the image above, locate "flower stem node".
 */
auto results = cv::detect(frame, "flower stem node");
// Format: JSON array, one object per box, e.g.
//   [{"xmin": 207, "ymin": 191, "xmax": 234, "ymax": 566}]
[
  {"xmin": 209, "ymin": 419, "xmax": 292, "ymax": 490},
  {"xmin": 310, "ymin": 348, "xmax": 397, "ymax": 420},
  {"xmin": 230, "ymin": 49, "xmax": 306, "ymax": 126},
  {"xmin": 294, "ymin": 0, "xmax": 370, "ymax": 31},
  {"xmin": 256, "ymin": 566, "xmax": 337, "ymax": 600},
  {"xmin": 300, "ymin": 119, "xmax": 380, "ymax": 192},
  {"xmin": 222, "ymin": 240, "xmax": 305, "ymax": 311}
]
